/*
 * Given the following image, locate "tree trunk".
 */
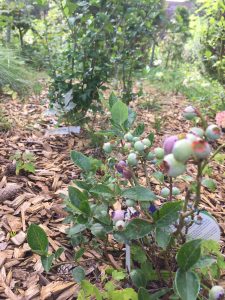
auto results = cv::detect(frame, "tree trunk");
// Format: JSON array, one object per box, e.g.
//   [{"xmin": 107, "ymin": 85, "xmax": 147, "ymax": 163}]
[{"xmin": 149, "ymin": 40, "xmax": 156, "ymax": 67}]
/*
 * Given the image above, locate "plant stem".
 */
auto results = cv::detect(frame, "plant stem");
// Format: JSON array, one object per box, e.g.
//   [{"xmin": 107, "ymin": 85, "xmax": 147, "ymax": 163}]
[
  {"xmin": 194, "ymin": 162, "xmax": 202, "ymax": 210},
  {"xmin": 142, "ymin": 159, "xmax": 150, "ymax": 187},
  {"xmin": 169, "ymin": 177, "xmax": 173, "ymax": 201}
]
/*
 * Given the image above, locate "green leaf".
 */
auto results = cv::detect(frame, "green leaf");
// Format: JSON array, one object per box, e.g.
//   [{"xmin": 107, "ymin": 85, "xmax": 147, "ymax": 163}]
[
  {"xmin": 80, "ymin": 280, "xmax": 102, "ymax": 299},
  {"xmin": 109, "ymin": 91, "xmax": 118, "ymax": 108},
  {"xmin": 111, "ymin": 100, "xmax": 128, "ymax": 126},
  {"xmin": 23, "ymin": 163, "xmax": 35, "ymax": 174},
  {"xmin": 133, "ymin": 123, "xmax": 145, "ymax": 137},
  {"xmin": 130, "ymin": 269, "xmax": 147, "ymax": 288},
  {"xmin": 93, "ymin": 204, "xmax": 111, "ymax": 225},
  {"xmin": 152, "ymin": 171, "xmax": 164, "ymax": 183},
  {"xmin": 193, "ymin": 256, "xmax": 216, "ymax": 269},
  {"xmin": 131, "ymin": 245, "xmax": 147, "ymax": 264},
  {"xmin": 41, "ymin": 254, "xmax": 54, "ymax": 272},
  {"xmin": 112, "ymin": 270, "xmax": 126, "ymax": 281},
  {"xmin": 71, "ymin": 151, "xmax": 91, "ymax": 173},
  {"xmin": 122, "ymin": 186, "xmax": 156, "ymax": 202},
  {"xmin": 202, "ymin": 178, "xmax": 217, "ymax": 192},
  {"xmin": 75, "ymin": 248, "xmax": 85, "ymax": 262},
  {"xmin": 27, "ymin": 224, "xmax": 48, "ymax": 256},
  {"xmin": 90, "ymin": 184, "xmax": 114, "ymax": 198},
  {"xmin": 68, "ymin": 186, "xmax": 90, "ymax": 215},
  {"xmin": 126, "ymin": 108, "xmax": 137, "ymax": 128},
  {"xmin": 72, "ymin": 266, "xmax": 85, "ymax": 283},
  {"xmin": 68, "ymin": 224, "xmax": 87, "ymax": 237},
  {"xmin": 110, "ymin": 288, "xmax": 138, "ymax": 300},
  {"xmin": 90, "ymin": 223, "xmax": 112, "ymax": 238},
  {"xmin": 138, "ymin": 287, "xmax": 170, "ymax": 300},
  {"xmin": 175, "ymin": 269, "xmax": 200, "ymax": 300},
  {"xmin": 156, "ymin": 228, "xmax": 171, "ymax": 249},
  {"xmin": 153, "ymin": 201, "xmax": 183, "ymax": 228},
  {"xmin": 54, "ymin": 247, "xmax": 64, "ymax": 260},
  {"xmin": 177, "ymin": 239, "xmax": 202, "ymax": 271},
  {"xmin": 114, "ymin": 219, "xmax": 154, "ymax": 242},
  {"xmin": 148, "ymin": 133, "xmax": 155, "ymax": 145}
]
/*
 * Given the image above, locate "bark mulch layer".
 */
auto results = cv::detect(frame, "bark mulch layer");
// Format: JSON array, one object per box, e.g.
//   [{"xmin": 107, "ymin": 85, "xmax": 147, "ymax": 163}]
[{"xmin": 0, "ymin": 86, "xmax": 224, "ymax": 299}]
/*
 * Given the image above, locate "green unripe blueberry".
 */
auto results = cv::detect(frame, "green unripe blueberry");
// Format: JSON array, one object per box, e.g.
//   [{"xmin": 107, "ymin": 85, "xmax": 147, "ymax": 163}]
[
  {"xmin": 154, "ymin": 147, "xmax": 165, "ymax": 159},
  {"xmin": 183, "ymin": 106, "xmax": 197, "ymax": 120},
  {"xmin": 103, "ymin": 142, "xmax": 112, "ymax": 153},
  {"xmin": 142, "ymin": 138, "xmax": 151, "ymax": 147},
  {"xmin": 186, "ymin": 133, "xmax": 199, "ymax": 143},
  {"xmin": 205, "ymin": 124, "xmax": 221, "ymax": 141},
  {"xmin": 172, "ymin": 139, "xmax": 193, "ymax": 162},
  {"xmin": 209, "ymin": 286, "xmax": 225, "ymax": 300},
  {"xmin": 124, "ymin": 132, "xmax": 134, "ymax": 142},
  {"xmin": 133, "ymin": 137, "xmax": 140, "ymax": 143},
  {"xmin": 160, "ymin": 187, "xmax": 170, "ymax": 198},
  {"xmin": 134, "ymin": 141, "xmax": 145, "ymax": 152},
  {"xmin": 126, "ymin": 199, "xmax": 136, "ymax": 207},
  {"xmin": 146, "ymin": 152, "xmax": 155, "ymax": 161},
  {"xmin": 172, "ymin": 187, "xmax": 180, "ymax": 196},
  {"xmin": 127, "ymin": 153, "xmax": 138, "ymax": 166},
  {"xmin": 162, "ymin": 154, "xmax": 186, "ymax": 177}
]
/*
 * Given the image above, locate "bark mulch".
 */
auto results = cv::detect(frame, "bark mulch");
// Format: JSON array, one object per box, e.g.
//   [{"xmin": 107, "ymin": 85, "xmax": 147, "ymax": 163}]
[{"xmin": 0, "ymin": 85, "xmax": 224, "ymax": 299}]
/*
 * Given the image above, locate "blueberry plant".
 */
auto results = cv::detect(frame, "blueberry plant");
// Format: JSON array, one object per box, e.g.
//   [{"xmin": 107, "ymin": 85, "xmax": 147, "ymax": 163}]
[
  {"xmin": 10, "ymin": 150, "xmax": 36, "ymax": 175},
  {"xmin": 47, "ymin": 0, "xmax": 165, "ymax": 123},
  {"xmin": 63, "ymin": 95, "xmax": 225, "ymax": 299}
]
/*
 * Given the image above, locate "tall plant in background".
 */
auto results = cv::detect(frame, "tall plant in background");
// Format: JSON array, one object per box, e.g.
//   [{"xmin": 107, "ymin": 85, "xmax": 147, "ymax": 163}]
[
  {"xmin": 48, "ymin": 0, "xmax": 165, "ymax": 124},
  {"xmin": 190, "ymin": 0, "xmax": 225, "ymax": 84},
  {"xmin": 0, "ymin": 46, "xmax": 35, "ymax": 96},
  {"xmin": 161, "ymin": 6, "xmax": 191, "ymax": 68}
]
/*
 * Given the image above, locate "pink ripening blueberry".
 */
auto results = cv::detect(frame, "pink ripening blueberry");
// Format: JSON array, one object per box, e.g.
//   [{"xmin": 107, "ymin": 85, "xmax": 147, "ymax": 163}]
[
  {"xmin": 115, "ymin": 160, "xmax": 127, "ymax": 173},
  {"xmin": 111, "ymin": 210, "xmax": 126, "ymax": 221},
  {"xmin": 216, "ymin": 111, "xmax": 225, "ymax": 132},
  {"xmin": 163, "ymin": 135, "xmax": 178, "ymax": 154},
  {"xmin": 192, "ymin": 139, "xmax": 211, "ymax": 160},
  {"xmin": 205, "ymin": 124, "xmax": 221, "ymax": 140},
  {"xmin": 122, "ymin": 168, "xmax": 132, "ymax": 180},
  {"xmin": 162, "ymin": 154, "xmax": 186, "ymax": 177}
]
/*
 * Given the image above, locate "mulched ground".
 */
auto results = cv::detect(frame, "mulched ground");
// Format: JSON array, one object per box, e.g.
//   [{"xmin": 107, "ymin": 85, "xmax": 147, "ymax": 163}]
[{"xmin": 0, "ymin": 84, "xmax": 224, "ymax": 299}]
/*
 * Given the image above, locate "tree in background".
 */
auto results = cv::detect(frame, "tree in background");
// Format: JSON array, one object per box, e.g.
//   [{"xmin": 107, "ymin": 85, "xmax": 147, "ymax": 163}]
[
  {"xmin": 191, "ymin": 0, "xmax": 225, "ymax": 84},
  {"xmin": 161, "ymin": 5, "xmax": 191, "ymax": 68}
]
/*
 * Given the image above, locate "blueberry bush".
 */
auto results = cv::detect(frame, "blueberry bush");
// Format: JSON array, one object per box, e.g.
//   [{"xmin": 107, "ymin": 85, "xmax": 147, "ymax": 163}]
[{"xmin": 52, "ymin": 96, "xmax": 225, "ymax": 299}]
